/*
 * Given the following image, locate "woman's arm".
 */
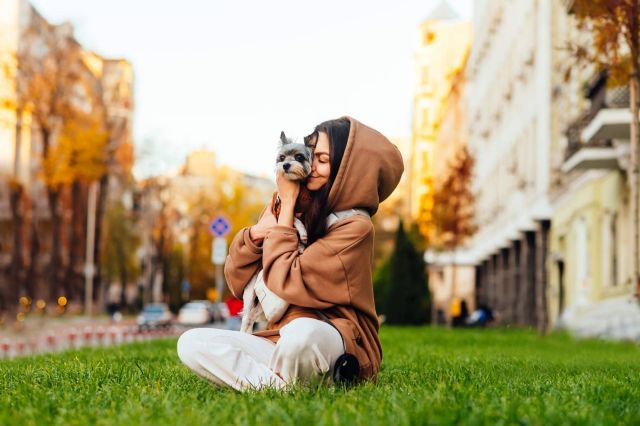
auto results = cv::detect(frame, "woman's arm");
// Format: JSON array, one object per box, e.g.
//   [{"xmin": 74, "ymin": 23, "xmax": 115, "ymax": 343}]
[
  {"xmin": 224, "ymin": 202, "xmax": 277, "ymax": 297},
  {"xmin": 275, "ymin": 172, "xmax": 299, "ymax": 229},
  {"xmin": 261, "ymin": 216, "xmax": 374, "ymax": 309},
  {"xmin": 224, "ymin": 227, "xmax": 263, "ymax": 298}
]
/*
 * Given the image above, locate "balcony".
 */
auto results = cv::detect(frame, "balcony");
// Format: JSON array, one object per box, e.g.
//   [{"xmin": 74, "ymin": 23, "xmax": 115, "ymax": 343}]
[{"xmin": 562, "ymin": 73, "xmax": 630, "ymax": 174}]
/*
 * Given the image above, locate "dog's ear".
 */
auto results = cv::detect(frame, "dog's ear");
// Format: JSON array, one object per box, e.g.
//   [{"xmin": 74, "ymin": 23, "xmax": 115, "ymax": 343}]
[
  {"xmin": 279, "ymin": 131, "xmax": 290, "ymax": 146},
  {"xmin": 303, "ymin": 132, "xmax": 317, "ymax": 149}
]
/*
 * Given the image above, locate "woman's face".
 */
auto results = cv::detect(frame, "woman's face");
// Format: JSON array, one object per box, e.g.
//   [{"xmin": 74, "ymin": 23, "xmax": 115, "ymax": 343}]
[{"xmin": 306, "ymin": 132, "xmax": 331, "ymax": 191}]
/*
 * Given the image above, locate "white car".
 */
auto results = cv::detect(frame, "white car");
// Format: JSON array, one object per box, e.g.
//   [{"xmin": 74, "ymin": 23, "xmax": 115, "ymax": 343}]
[{"xmin": 178, "ymin": 301, "xmax": 214, "ymax": 326}]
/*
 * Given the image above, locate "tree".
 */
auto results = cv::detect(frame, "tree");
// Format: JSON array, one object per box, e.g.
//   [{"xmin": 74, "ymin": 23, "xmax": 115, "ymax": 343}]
[
  {"xmin": 384, "ymin": 220, "xmax": 430, "ymax": 325},
  {"xmin": 101, "ymin": 201, "xmax": 140, "ymax": 311},
  {"xmin": 16, "ymin": 25, "xmax": 89, "ymax": 303},
  {"xmin": 570, "ymin": 0, "xmax": 640, "ymax": 300},
  {"xmin": 428, "ymin": 146, "xmax": 476, "ymax": 251},
  {"xmin": 2, "ymin": 48, "xmax": 26, "ymax": 308},
  {"xmin": 373, "ymin": 253, "xmax": 391, "ymax": 316},
  {"xmin": 429, "ymin": 146, "xmax": 476, "ymax": 294},
  {"xmin": 416, "ymin": 175, "xmax": 435, "ymax": 246}
]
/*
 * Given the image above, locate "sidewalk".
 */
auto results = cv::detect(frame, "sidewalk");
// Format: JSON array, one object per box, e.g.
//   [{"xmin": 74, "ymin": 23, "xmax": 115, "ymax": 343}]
[
  {"xmin": 0, "ymin": 314, "xmax": 178, "ymax": 360},
  {"xmin": 557, "ymin": 296, "xmax": 640, "ymax": 341}
]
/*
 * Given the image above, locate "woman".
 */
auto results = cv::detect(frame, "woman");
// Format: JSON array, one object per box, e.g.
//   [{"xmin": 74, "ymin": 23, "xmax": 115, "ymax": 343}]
[{"xmin": 177, "ymin": 117, "xmax": 404, "ymax": 391}]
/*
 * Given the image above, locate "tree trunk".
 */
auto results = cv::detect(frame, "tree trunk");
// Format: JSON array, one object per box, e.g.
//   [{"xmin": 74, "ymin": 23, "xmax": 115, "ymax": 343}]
[
  {"xmin": 92, "ymin": 174, "xmax": 108, "ymax": 310},
  {"xmin": 63, "ymin": 180, "xmax": 83, "ymax": 301},
  {"xmin": 631, "ymin": 75, "xmax": 640, "ymax": 301},
  {"xmin": 40, "ymin": 128, "xmax": 63, "ymax": 304},
  {"xmin": 117, "ymin": 242, "xmax": 128, "ymax": 311},
  {"xmin": 47, "ymin": 187, "xmax": 62, "ymax": 303},
  {"xmin": 25, "ymin": 213, "xmax": 39, "ymax": 300},
  {"xmin": 9, "ymin": 183, "xmax": 24, "ymax": 301},
  {"xmin": 450, "ymin": 250, "xmax": 457, "ymax": 327}
]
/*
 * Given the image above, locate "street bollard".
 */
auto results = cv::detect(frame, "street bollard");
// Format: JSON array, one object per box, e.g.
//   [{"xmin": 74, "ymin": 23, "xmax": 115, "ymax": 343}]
[
  {"xmin": 28, "ymin": 338, "xmax": 39, "ymax": 355},
  {"xmin": 96, "ymin": 326, "xmax": 106, "ymax": 346},
  {"xmin": 1, "ymin": 339, "xmax": 11, "ymax": 359},
  {"xmin": 67, "ymin": 328, "xmax": 78, "ymax": 350},
  {"xmin": 108, "ymin": 326, "xmax": 119, "ymax": 345},
  {"xmin": 122, "ymin": 326, "xmax": 130, "ymax": 343},
  {"xmin": 46, "ymin": 332, "xmax": 56, "ymax": 352},
  {"xmin": 83, "ymin": 326, "xmax": 94, "ymax": 347},
  {"xmin": 16, "ymin": 341, "xmax": 26, "ymax": 356}
]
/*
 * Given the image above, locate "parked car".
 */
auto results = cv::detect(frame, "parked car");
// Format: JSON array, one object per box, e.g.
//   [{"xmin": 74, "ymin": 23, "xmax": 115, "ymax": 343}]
[
  {"xmin": 210, "ymin": 302, "xmax": 229, "ymax": 323},
  {"xmin": 177, "ymin": 301, "xmax": 214, "ymax": 326},
  {"xmin": 137, "ymin": 303, "xmax": 173, "ymax": 331}
]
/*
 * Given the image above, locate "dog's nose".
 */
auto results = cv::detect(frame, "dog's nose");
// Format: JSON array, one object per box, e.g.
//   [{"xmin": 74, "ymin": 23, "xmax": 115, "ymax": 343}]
[{"xmin": 283, "ymin": 163, "xmax": 290, "ymax": 171}]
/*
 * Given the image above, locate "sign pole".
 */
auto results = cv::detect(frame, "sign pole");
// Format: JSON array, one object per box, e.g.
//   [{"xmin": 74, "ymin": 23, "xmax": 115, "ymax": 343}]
[
  {"xmin": 215, "ymin": 264, "xmax": 224, "ymax": 304},
  {"xmin": 209, "ymin": 215, "xmax": 231, "ymax": 304}
]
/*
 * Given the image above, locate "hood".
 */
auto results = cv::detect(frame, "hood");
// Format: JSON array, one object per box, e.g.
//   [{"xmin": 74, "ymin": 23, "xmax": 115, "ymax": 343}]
[{"xmin": 327, "ymin": 117, "xmax": 404, "ymax": 216}]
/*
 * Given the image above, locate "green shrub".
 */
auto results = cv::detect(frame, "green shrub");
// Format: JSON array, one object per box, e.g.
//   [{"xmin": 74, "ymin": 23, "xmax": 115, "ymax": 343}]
[{"xmin": 381, "ymin": 221, "xmax": 430, "ymax": 324}]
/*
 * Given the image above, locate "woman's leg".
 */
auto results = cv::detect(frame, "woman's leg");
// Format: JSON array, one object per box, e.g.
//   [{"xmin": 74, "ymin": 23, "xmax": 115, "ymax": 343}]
[
  {"xmin": 269, "ymin": 317, "xmax": 344, "ymax": 384},
  {"xmin": 177, "ymin": 328, "xmax": 286, "ymax": 391}
]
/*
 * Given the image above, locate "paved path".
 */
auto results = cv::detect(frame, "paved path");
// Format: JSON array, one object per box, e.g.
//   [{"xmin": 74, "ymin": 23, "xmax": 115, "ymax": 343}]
[
  {"xmin": 0, "ymin": 315, "xmax": 228, "ymax": 360},
  {"xmin": 557, "ymin": 296, "xmax": 640, "ymax": 342}
]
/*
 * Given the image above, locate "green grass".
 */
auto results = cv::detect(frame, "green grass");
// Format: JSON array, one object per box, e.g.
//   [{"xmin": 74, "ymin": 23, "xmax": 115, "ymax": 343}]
[{"xmin": 1, "ymin": 327, "xmax": 639, "ymax": 426}]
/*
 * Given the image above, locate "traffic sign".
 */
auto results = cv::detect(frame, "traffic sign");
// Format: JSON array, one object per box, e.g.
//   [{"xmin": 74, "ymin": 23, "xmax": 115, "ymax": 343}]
[
  {"xmin": 209, "ymin": 215, "xmax": 231, "ymax": 237},
  {"xmin": 212, "ymin": 237, "xmax": 228, "ymax": 265}
]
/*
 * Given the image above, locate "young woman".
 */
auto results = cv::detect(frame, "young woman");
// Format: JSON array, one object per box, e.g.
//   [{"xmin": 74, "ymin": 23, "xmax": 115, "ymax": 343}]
[{"xmin": 177, "ymin": 117, "xmax": 404, "ymax": 391}]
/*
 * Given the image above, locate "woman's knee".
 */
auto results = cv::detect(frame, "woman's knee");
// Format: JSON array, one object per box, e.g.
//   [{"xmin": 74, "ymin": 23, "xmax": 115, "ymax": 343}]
[
  {"xmin": 177, "ymin": 328, "xmax": 209, "ymax": 367},
  {"xmin": 277, "ymin": 319, "xmax": 324, "ymax": 355},
  {"xmin": 274, "ymin": 318, "xmax": 343, "ymax": 375}
]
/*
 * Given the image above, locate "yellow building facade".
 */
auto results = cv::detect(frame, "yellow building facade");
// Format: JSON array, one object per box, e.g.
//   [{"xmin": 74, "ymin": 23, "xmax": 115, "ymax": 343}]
[
  {"xmin": 410, "ymin": 3, "xmax": 471, "ymax": 229},
  {"xmin": 547, "ymin": 2, "xmax": 636, "ymax": 325}
]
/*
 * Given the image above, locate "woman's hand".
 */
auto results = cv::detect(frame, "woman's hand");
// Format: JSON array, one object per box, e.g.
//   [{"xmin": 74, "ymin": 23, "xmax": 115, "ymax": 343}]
[
  {"xmin": 276, "ymin": 171, "xmax": 300, "ymax": 204},
  {"xmin": 276, "ymin": 171, "xmax": 299, "ymax": 227}
]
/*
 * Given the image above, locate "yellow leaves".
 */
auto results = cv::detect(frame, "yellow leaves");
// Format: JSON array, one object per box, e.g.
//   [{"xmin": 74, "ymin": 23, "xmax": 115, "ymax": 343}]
[
  {"xmin": 418, "ymin": 146, "xmax": 476, "ymax": 251},
  {"xmin": 40, "ymin": 114, "xmax": 108, "ymax": 189},
  {"xmin": 569, "ymin": 0, "xmax": 637, "ymax": 82},
  {"xmin": 115, "ymin": 142, "xmax": 134, "ymax": 174}
]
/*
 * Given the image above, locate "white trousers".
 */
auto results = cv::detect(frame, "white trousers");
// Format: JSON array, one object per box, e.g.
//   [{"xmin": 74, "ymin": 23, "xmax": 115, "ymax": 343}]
[{"xmin": 177, "ymin": 317, "xmax": 344, "ymax": 391}]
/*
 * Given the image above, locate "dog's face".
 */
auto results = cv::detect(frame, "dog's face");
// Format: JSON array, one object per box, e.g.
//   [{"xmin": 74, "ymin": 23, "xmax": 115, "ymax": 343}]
[{"xmin": 275, "ymin": 131, "xmax": 313, "ymax": 181}]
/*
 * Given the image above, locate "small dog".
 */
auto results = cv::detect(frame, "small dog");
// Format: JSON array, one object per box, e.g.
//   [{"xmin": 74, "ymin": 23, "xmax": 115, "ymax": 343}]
[
  {"xmin": 272, "ymin": 131, "xmax": 314, "ymax": 217},
  {"xmin": 275, "ymin": 131, "xmax": 313, "ymax": 181},
  {"xmin": 240, "ymin": 131, "xmax": 314, "ymax": 333}
]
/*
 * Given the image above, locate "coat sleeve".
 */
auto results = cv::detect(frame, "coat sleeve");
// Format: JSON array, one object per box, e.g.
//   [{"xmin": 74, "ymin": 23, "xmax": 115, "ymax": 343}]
[
  {"xmin": 224, "ymin": 227, "xmax": 263, "ymax": 298},
  {"xmin": 261, "ymin": 216, "xmax": 373, "ymax": 309}
]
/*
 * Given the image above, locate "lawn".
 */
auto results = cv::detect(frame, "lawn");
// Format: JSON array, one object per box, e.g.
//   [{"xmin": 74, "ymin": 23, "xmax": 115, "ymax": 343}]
[{"xmin": 1, "ymin": 327, "xmax": 639, "ymax": 425}]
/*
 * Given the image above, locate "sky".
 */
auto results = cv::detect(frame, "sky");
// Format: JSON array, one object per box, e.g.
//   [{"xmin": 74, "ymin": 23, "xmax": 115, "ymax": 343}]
[{"xmin": 30, "ymin": 0, "xmax": 472, "ymax": 179}]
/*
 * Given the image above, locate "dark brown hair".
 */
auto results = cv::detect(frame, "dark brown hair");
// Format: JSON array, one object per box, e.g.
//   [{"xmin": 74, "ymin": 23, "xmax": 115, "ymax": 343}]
[{"xmin": 303, "ymin": 117, "xmax": 350, "ymax": 244}]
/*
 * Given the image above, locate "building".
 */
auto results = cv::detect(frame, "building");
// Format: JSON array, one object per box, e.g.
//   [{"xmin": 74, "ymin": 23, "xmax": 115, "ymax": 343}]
[
  {"xmin": 425, "ymin": 59, "xmax": 477, "ymax": 325},
  {"xmin": 408, "ymin": 1, "xmax": 473, "ymax": 324},
  {"xmin": 0, "ymin": 0, "xmax": 134, "ymax": 313},
  {"xmin": 466, "ymin": 0, "xmax": 557, "ymax": 329},
  {"xmin": 409, "ymin": 1, "xmax": 471, "ymax": 223},
  {"xmin": 547, "ymin": 1, "xmax": 636, "ymax": 327}
]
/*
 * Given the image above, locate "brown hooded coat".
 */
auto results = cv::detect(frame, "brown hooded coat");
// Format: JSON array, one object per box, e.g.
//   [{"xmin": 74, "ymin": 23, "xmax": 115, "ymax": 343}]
[{"xmin": 224, "ymin": 117, "xmax": 404, "ymax": 380}]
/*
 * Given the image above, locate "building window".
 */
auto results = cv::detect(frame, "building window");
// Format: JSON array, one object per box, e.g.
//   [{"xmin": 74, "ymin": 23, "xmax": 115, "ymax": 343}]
[{"xmin": 424, "ymin": 31, "xmax": 436, "ymax": 45}]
